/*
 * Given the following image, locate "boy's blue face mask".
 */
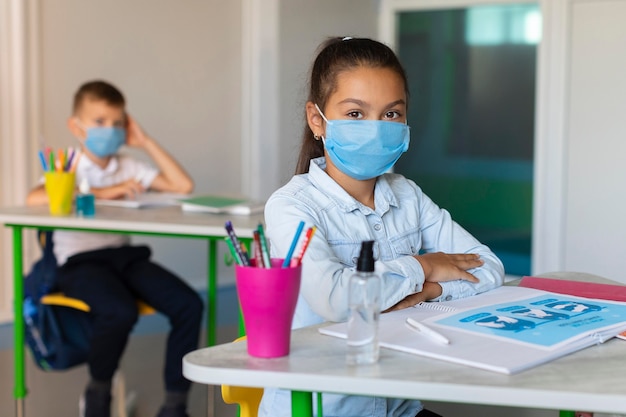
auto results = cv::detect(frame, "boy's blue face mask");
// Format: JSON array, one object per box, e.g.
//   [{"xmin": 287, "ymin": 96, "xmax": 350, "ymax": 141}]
[
  {"xmin": 315, "ymin": 104, "xmax": 410, "ymax": 180},
  {"xmin": 83, "ymin": 126, "xmax": 126, "ymax": 158}
]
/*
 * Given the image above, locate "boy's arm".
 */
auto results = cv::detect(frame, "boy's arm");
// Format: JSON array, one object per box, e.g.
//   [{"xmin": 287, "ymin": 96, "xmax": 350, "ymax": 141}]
[
  {"xmin": 26, "ymin": 184, "xmax": 48, "ymax": 206},
  {"xmin": 126, "ymin": 115, "xmax": 194, "ymax": 194}
]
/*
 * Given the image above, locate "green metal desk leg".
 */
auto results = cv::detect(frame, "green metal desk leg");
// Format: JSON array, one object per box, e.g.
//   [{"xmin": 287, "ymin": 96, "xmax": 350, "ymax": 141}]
[
  {"xmin": 559, "ymin": 412, "xmax": 576, "ymax": 417},
  {"xmin": 207, "ymin": 239, "xmax": 217, "ymax": 347},
  {"xmin": 12, "ymin": 226, "xmax": 26, "ymax": 417},
  {"xmin": 316, "ymin": 392, "xmax": 323, "ymax": 417},
  {"xmin": 291, "ymin": 391, "xmax": 314, "ymax": 416}
]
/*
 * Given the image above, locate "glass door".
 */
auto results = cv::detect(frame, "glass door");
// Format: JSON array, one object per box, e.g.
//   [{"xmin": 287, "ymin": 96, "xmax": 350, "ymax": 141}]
[{"xmin": 392, "ymin": 3, "xmax": 540, "ymax": 276}]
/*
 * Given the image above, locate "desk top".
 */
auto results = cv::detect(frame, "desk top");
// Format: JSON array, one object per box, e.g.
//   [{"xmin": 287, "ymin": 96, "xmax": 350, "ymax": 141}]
[
  {"xmin": 184, "ymin": 323, "xmax": 626, "ymax": 413},
  {"xmin": 0, "ymin": 205, "xmax": 264, "ymax": 237}
]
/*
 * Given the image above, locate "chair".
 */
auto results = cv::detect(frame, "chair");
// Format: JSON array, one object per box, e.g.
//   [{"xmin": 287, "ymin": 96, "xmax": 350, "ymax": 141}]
[
  {"xmin": 220, "ymin": 336, "xmax": 264, "ymax": 417},
  {"xmin": 29, "ymin": 230, "xmax": 156, "ymax": 417},
  {"xmin": 40, "ymin": 292, "xmax": 156, "ymax": 417}
]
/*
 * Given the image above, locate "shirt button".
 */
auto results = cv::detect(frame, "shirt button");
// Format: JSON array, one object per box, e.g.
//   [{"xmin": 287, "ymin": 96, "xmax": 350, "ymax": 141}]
[
  {"xmin": 445, "ymin": 295, "xmax": 453, "ymax": 301},
  {"xmin": 374, "ymin": 224, "xmax": 382, "ymax": 231}
]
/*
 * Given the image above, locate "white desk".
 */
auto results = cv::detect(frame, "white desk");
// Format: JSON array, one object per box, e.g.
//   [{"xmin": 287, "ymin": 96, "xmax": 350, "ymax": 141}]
[
  {"xmin": 0, "ymin": 205, "xmax": 264, "ymax": 417},
  {"xmin": 184, "ymin": 299, "xmax": 626, "ymax": 416}
]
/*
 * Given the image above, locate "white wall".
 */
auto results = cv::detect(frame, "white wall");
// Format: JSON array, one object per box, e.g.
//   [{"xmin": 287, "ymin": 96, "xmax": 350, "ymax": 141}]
[{"xmin": 563, "ymin": 0, "xmax": 626, "ymax": 280}]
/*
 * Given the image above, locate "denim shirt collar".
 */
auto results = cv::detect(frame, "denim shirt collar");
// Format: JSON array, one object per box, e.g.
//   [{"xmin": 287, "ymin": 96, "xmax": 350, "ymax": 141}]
[{"xmin": 308, "ymin": 156, "xmax": 399, "ymax": 214}]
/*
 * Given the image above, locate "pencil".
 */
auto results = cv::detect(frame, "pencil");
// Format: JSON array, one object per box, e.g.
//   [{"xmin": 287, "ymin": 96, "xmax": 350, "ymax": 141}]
[
  {"xmin": 282, "ymin": 220, "xmax": 305, "ymax": 267},
  {"xmin": 292, "ymin": 226, "xmax": 316, "ymax": 267}
]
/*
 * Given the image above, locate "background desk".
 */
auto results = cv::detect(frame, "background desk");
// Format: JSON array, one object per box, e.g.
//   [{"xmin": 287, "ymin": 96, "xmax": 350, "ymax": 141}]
[
  {"xmin": 184, "ymin": 297, "xmax": 626, "ymax": 416},
  {"xmin": 0, "ymin": 205, "xmax": 263, "ymax": 417}
]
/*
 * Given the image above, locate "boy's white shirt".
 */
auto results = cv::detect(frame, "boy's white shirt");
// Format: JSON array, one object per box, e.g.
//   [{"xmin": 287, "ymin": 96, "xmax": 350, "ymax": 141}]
[{"xmin": 52, "ymin": 154, "xmax": 159, "ymax": 265}]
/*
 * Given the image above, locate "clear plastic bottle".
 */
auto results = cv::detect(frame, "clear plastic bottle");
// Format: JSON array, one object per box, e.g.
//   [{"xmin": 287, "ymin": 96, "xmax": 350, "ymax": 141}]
[
  {"xmin": 76, "ymin": 178, "xmax": 95, "ymax": 217},
  {"xmin": 347, "ymin": 240, "xmax": 381, "ymax": 365}
]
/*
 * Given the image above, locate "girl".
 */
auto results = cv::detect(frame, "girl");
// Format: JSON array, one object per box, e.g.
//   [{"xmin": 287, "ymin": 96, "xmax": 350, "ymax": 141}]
[{"xmin": 262, "ymin": 37, "xmax": 505, "ymax": 417}]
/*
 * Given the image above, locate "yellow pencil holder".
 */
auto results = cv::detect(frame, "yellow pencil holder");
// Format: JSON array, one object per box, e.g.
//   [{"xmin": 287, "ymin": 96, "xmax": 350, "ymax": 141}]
[{"xmin": 44, "ymin": 172, "xmax": 76, "ymax": 216}]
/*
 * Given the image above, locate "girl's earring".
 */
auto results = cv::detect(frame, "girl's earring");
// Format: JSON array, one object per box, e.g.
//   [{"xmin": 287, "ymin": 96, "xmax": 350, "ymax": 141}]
[{"xmin": 313, "ymin": 134, "xmax": 321, "ymax": 141}]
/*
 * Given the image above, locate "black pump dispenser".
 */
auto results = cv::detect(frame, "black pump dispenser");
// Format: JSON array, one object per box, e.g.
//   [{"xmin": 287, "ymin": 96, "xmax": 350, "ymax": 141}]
[{"xmin": 357, "ymin": 241, "xmax": 375, "ymax": 272}]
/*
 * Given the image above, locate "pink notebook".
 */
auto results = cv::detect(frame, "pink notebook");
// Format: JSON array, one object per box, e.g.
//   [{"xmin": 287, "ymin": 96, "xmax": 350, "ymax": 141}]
[{"xmin": 519, "ymin": 276, "xmax": 626, "ymax": 302}]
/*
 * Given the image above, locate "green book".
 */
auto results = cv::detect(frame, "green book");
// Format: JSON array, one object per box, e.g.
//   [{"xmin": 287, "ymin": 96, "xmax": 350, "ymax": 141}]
[{"xmin": 179, "ymin": 195, "xmax": 265, "ymax": 215}]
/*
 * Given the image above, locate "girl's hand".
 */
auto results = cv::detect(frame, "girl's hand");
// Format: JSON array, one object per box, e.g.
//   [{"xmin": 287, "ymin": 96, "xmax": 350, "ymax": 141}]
[
  {"xmin": 383, "ymin": 282, "xmax": 442, "ymax": 312},
  {"xmin": 416, "ymin": 252, "xmax": 482, "ymax": 283}
]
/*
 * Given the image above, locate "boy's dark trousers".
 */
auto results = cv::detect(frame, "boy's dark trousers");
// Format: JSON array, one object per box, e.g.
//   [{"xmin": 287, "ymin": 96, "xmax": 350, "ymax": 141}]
[{"xmin": 57, "ymin": 245, "xmax": 204, "ymax": 392}]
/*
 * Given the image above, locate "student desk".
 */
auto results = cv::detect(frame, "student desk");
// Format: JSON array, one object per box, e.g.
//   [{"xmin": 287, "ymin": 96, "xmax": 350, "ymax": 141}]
[
  {"xmin": 183, "ymin": 276, "xmax": 626, "ymax": 417},
  {"xmin": 0, "ymin": 205, "xmax": 263, "ymax": 417}
]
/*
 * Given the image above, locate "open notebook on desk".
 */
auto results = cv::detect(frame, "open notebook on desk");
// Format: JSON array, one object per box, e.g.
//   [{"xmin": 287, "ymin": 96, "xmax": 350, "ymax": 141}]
[
  {"xmin": 319, "ymin": 286, "xmax": 626, "ymax": 374},
  {"xmin": 96, "ymin": 192, "xmax": 187, "ymax": 208}
]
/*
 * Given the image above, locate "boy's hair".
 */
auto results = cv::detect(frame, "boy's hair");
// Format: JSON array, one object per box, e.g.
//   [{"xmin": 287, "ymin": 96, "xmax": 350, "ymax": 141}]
[
  {"xmin": 72, "ymin": 80, "xmax": 125, "ymax": 115},
  {"xmin": 295, "ymin": 37, "xmax": 410, "ymax": 175}
]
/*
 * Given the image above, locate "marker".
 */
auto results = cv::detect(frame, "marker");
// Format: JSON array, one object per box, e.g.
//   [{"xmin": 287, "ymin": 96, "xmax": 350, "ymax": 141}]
[
  {"xmin": 64, "ymin": 147, "xmax": 75, "ymax": 171},
  {"xmin": 292, "ymin": 226, "xmax": 316, "ymax": 267},
  {"xmin": 38, "ymin": 150, "xmax": 47, "ymax": 171},
  {"xmin": 252, "ymin": 231, "xmax": 265, "ymax": 268},
  {"xmin": 224, "ymin": 237, "xmax": 242, "ymax": 266},
  {"xmin": 57, "ymin": 148, "xmax": 65, "ymax": 172},
  {"xmin": 69, "ymin": 149, "xmax": 82, "ymax": 173},
  {"xmin": 282, "ymin": 220, "xmax": 305, "ymax": 268},
  {"xmin": 405, "ymin": 318, "xmax": 450, "ymax": 345},
  {"xmin": 224, "ymin": 221, "xmax": 249, "ymax": 266},
  {"xmin": 240, "ymin": 242, "xmax": 250, "ymax": 266},
  {"xmin": 49, "ymin": 150, "xmax": 55, "ymax": 172},
  {"xmin": 257, "ymin": 224, "xmax": 271, "ymax": 268}
]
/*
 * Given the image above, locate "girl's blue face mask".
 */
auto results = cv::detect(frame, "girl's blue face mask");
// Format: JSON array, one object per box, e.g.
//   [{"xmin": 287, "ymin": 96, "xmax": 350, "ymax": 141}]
[
  {"xmin": 315, "ymin": 104, "xmax": 410, "ymax": 180},
  {"xmin": 83, "ymin": 126, "xmax": 126, "ymax": 158}
]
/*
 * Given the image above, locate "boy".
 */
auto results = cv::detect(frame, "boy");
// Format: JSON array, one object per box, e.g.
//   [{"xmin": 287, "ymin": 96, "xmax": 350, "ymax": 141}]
[{"xmin": 26, "ymin": 80, "xmax": 203, "ymax": 417}]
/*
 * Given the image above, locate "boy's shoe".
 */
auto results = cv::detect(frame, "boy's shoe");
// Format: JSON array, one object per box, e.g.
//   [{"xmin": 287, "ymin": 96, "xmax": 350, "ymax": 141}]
[
  {"xmin": 155, "ymin": 404, "xmax": 190, "ymax": 417},
  {"xmin": 83, "ymin": 387, "xmax": 112, "ymax": 417}
]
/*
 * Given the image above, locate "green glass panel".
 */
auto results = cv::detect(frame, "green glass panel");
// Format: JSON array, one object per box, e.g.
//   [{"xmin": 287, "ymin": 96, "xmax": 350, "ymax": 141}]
[{"xmin": 395, "ymin": 4, "xmax": 540, "ymax": 276}]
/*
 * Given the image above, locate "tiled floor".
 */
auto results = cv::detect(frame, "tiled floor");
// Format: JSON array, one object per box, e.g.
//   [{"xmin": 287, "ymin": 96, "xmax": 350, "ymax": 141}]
[{"xmin": 0, "ymin": 326, "xmax": 240, "ymax": 417}]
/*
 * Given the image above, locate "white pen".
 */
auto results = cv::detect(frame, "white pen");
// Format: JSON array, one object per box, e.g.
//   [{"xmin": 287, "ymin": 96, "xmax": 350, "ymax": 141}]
[{"xmin": 405, "ymin": 317, "xmax": 451, "ymax": 345}]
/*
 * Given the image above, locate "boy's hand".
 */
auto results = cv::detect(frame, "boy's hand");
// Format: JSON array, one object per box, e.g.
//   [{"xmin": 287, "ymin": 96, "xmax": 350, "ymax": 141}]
[
  {"xmin": 415, "ymin": 252, "xmax": 482, "ymax": 284},
  {"xmin": 93, "ymin": 179, "xmax": 145, "ymax": 200},
  {"xmin": 125, "ymin": 114, "xmax": 151, "ymax": 148}
]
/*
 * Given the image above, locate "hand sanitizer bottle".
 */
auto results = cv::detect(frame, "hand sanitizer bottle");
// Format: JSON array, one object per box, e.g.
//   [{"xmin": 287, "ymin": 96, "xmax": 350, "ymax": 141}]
[
  {"xmin": 347, "ymin": 240, "xmax": 381, "ymax": 365},
  {"xmin": 76, "ymin": 178, "xmax": 95, "ymax": 217}
]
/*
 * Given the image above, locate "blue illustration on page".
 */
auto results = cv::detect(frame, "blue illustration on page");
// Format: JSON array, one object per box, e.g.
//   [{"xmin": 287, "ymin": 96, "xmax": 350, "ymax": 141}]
[{"xmin": 434, "ymin": 295, "xmax": 626, "ymax": 348}]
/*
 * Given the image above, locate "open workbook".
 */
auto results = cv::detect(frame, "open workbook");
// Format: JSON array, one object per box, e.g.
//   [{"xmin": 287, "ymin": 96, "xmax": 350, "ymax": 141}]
[
  {"xmin": 319, "ymin": 286, "xmax": 626, "ymax": 374},
  {"xmin": 95, "ymin": 192, "xmax": 187, "ymax": 208}
]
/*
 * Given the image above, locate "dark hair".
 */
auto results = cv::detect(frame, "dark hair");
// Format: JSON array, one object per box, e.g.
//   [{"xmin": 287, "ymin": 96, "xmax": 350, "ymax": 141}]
[
  {"xmin": 295, "ymin": 37, "xmax": 409, "ymax": 174},
  {"xmin": 72, "ymin": 80, "xmax": 125, "ymax": 114}
]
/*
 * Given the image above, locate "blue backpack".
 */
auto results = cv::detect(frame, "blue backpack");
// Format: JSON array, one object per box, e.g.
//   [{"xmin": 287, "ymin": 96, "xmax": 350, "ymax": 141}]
[{"xmin": 23, "ymin": 231, "xmax": 93, "ymax": 370}]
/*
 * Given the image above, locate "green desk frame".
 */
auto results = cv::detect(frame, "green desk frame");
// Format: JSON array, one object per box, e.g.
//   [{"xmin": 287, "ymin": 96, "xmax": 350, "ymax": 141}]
[{"xmin": 6, "ymin": 221, "xmax": 251, "ymax": 417}]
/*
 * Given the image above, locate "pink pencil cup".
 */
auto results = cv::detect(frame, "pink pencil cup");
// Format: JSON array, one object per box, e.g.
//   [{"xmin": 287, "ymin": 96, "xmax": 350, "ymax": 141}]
[{"xmin": 235, "ymin": 259, "xmax": 302, "ymax": 358}]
